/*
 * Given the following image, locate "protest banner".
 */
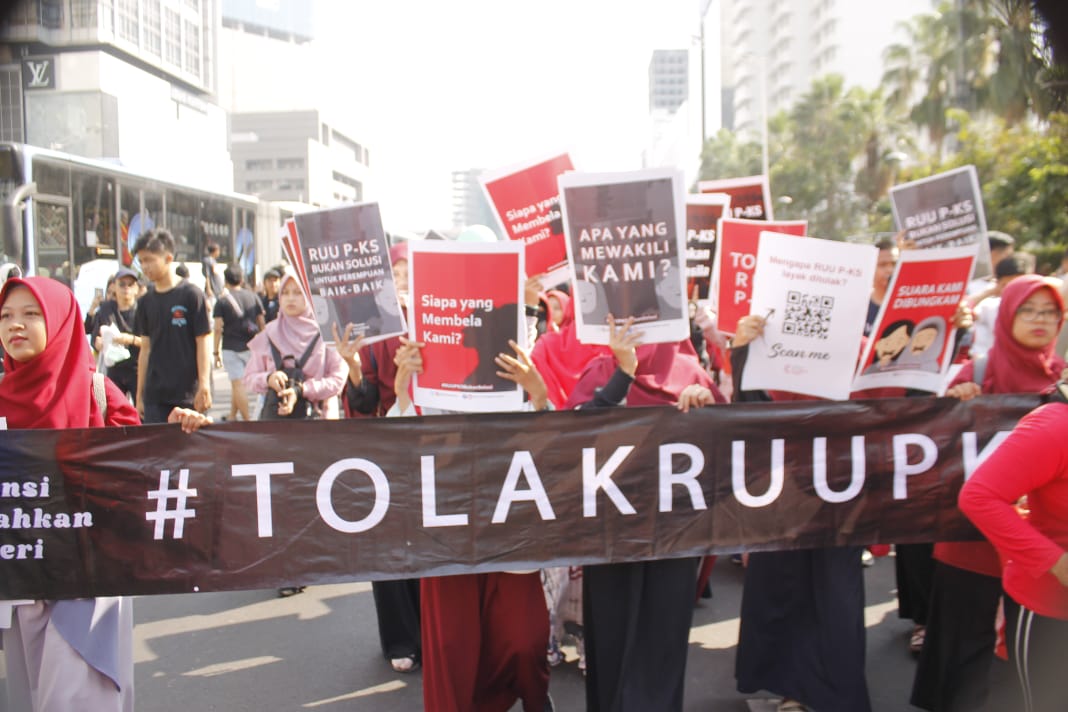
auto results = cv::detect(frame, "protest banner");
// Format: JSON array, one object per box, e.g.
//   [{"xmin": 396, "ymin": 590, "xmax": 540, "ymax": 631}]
[
  {"xmin": 0, "ymin": 394, "xmax": 1035, "ymax": 600},
  {"xmin": 713, "ymin": 217, "xmax": 807, "ymax": 335},
  {"xmin": 291, "ymin": 203, "xmax": 405, "ymax": 346},
  {"xmin": 853, "ymin": 245, "xmax": 978, "ymax": 393},
  {"xmin": 890, "ymin": 165, "xmax": 992, "ymax": 277},
  {"xmin": 685, "ymin": 193, "xmax": 731, "ymax": 301},
  {"xmin": 743, "ymin": 232, "xmax": 877, "ymax": 400},
  {"xmin": 481, "ymin": 153, "xmax": 574, "ymax": 287},
  {"xmin": 281, "ymin": 220, "xmax": 310, "ymax": 295},
  {"xmin": 559, "ymin": 168, "xmax": 688, "ymax": 345},
  {"xmin": 698, "ymin": 174, "xmax": 773, "ymax": 221},
  {"xmin": 408, "ymin": 240, "xmax": 525, "ymax": 412}
]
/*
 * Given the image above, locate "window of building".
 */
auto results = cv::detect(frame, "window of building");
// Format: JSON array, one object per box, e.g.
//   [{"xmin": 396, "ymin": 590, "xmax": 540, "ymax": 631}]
[
  {"xmin": 184, "ymin": 0, "xmax": 199, "ymax": 10},
  {"xmin": 164, "ymin": 8, "xmax": 181, "ymax": 66},
  {"xmin": 246, "ymin": 180, "xmax": 274, "ymax": 193},
  {"xmin": 117, "ymin": 0, "xmax": 139, "ymax": 44},
  {"xmin": 143, "ymin": 0, "xmax": 161, "ymax": 56},
  {"xmin": 70, "ymin": 0, "xmax": 97, "ymax": 28},
  {"xmin": 277, "ymin": 157, "xmax": 304, "ymax": 171},
  {"xmin": 245, "ymin": 158, "xmax": 272, "ymax": 171},
  {"xmin": 183, "ymin": 19, "xmax": 200, "ymax": 76},
  {"xmin": 0, "ymin": 67, "xmax": 23, "ymax": 143}
]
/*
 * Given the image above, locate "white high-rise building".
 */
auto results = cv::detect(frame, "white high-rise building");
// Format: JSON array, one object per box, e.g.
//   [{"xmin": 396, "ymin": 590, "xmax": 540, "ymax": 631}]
[{"xmin": 719, "ymin": 0, "xmax": 931, "ymax": 135}]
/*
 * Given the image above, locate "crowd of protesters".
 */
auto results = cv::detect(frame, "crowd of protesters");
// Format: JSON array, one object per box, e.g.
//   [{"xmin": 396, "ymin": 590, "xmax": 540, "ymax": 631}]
[{"xmin": 2, "ymin": 227, "xmax": 1067, "ymax": 712}]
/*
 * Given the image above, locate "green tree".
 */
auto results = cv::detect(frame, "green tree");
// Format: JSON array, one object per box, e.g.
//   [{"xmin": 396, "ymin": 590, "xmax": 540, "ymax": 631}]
[{"xmin": 696, "ymin": 128, "xmax": 762, "ymax": 183}]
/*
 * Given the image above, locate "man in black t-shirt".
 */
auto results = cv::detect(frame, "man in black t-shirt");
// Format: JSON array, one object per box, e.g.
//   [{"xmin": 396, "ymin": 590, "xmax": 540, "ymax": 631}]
[
  {"xmin": 91, "ymin": 266, "xmax": 142, "ymax": 401},
  {"xmin": 260, "ymin": 266, "xmax": 282, "ymax": 323},
  {"xmin": 213, "ymin": 263, "xmax": 264, "ymax": 421},
  {"xmin": 134, "ymin": 229, "xmax": 212, "ymax": 423}
]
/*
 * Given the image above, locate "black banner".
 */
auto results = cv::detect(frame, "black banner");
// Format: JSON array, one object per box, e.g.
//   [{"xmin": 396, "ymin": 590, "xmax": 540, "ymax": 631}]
[{"xmin": 0, "ymin": 395, "xmax": 1036, "ymax": 599}]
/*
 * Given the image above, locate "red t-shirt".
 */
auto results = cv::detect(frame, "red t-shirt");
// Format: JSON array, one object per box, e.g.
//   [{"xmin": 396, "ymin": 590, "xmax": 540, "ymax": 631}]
[{"xmin": 959, "ymin": 402, "xmax": 1068, "ymax": 620}]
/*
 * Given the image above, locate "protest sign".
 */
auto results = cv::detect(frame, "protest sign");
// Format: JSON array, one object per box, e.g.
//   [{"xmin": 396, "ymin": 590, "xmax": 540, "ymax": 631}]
[
  {"xmin": 559, "ymin": 168, "xmax": 688, "ymax": 345},
  {"xmin": 408, "ymin": 240, "xmax": 524, "ymax": 412},
  {"xmin": 698, "ymin": 175, "xmax": 773, "ymax": 220},
  {"xmin": 0, "ymin": 394, "xmax": 1034, "ymax": 599},
  {"xmin": 853, "ymin": 245, "xmax": 978, "ymax": 393},
  {"xmin": 291, "ymin": 204, "xmax": 405, "ymax": 346},
  {"xmin": 685, "ymin": 193, "xmax": 731, "ymax": 301},
  {"xmin": 481, "ymin": 153, "xmax": 574, "ymax": 287},
  {"xmin": 890, "ymin": 165, "xmax": 991, "ymax": 276},
  {"xmin": 743, "ymin": 232, "xmax": 877, "ymax": 400},
  {"xmin": 713, "ymin": 217, "xmax": 807, "ymax": 335},
  {"xmin": 281, "ymin": 220, "xmax": 310, "ymax": 295}
]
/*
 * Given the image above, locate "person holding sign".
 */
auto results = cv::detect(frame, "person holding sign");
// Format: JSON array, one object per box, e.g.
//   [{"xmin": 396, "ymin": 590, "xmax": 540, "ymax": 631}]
[
  {"xmin": 729, "ymin": 313, "xmax": 872, "ymax": 712},
  {"xmin": 388, "ymin": 336, "xmax": 556, "ymax": 712},
  {"xmin": 912, "ymin": 275, "xmax": 1066, "ymax": 712},
  {"xmin": 0, "ymin": 277, "xmax": 210, "ymax": 712},
  {"xmin": 565, "ymin": 316, "xmax": 724, "ymax": 712}
]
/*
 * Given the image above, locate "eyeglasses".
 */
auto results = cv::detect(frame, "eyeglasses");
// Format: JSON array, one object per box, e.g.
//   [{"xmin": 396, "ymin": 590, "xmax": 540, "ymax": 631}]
[{"xmin": 1016, "ymin": 307, "xmax": 1062, "ymax": 323}]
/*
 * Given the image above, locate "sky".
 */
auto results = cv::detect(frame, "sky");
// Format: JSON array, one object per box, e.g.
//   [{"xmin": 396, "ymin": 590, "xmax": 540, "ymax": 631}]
[{"xmin": 313, "ymin": 0, "xmax": 703, "ymax": 232}]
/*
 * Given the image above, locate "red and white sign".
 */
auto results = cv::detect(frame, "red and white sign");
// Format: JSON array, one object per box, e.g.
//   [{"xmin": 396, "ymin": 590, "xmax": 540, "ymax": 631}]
[
  {"xmin": 698, "ymin": 175, "xmax": 773, "ymax": 221},
  {"xmin": 713, "ymin": 217, "xmax": 807, "ymax": 335},
  {"xmin": 685, "ymin": 193, "xmax": 731, "ymax": 302},
  {"xmin": 481, "ymin": 153, "xmax": 574, "ymax": 287},
  {"xmin": 408, "ymin": 241, "xmax": 525, "ymax": 412}
]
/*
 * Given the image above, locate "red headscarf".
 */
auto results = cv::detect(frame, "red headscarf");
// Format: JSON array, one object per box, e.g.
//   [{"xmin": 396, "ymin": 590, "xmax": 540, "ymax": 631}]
[
  {"xmin": 565, "ymin": 338, "xmax": 723, "ymax": 408},
  {"xmin": 0, "ymin": 277, "xmax": 103, "ymax": 429},
  {"xmin": 980, "ymin": 275, "xmax": 1065, "ymax": 394},
  {"xmin": 531, "ymin": 294, "xmax": 610, "ymax": 408}
]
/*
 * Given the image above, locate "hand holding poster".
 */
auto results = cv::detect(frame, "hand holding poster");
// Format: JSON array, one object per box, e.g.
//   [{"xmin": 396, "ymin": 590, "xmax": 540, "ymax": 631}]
[
  {"xmin": 290, "ymin": 204, "xmax": 405, "ymax": 345},
  {"xmin": 742, "ymin": 233, "xmax": 877, "ymax": 400},
  {"xmin": 890, "ymin": 165, "xmax": 991, "ymax": 276},
  {"xmin": 852, "ymin": 245, "xmax": 978, "ymax": 393},
  {"xmin": 481, "ymin": 153, "xmax": 574, "ymax": 287},
  {"xmin": 559, "ymin": 168, "xmax": 688, "ymax": 345},
  {"xmin": 685, "ymin": 193, "xmax": 731, "ymax": 301},
  {"xmin": 713, "ymin": 217, "xmax": 807, "ymax": 335},
  {"xmin": 409, "ymin": 241, "xmax": 525, "ymax": 412},
  {"xmin": 698, "ymin": 175, "xmax": 773, "ymax": 221}
]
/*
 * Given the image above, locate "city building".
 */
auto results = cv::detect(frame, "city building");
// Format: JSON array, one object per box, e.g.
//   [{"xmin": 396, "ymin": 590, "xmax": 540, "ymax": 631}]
[
  {"xmin": 643, "ymin": 46, "xmax": 704, "ymax": 187},
  {"xmin": 450, "ymin": 168, "xmax": 495, "ymax": 231},
  {"xmin": 217, "ymin": 0, "xmax": 372, "ymax": 206},
  {"xmin": 717, "ymin": 0, "xmax": 931, "ymax": 135},
  {"xmin": 0, "ymin": 0, "xmax": 234, "ymax": 192},
  {"xmin": 649, "ymin": 48, "xmax": 689, "ymax": 114}
]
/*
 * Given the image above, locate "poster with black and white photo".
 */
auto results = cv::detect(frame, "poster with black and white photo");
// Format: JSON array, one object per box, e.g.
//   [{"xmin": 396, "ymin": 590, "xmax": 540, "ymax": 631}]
[
  {"xmin": 698, "ymin": 174, "xmax": 773, "ymax": 221},
  {"xmin": 292, "ymin": 203, "xmax": 405, "ymax": 346},
  {"xmin": 890, "ymin": 165, "xmax": 992, "ymax": 277},
  {"xmin": 743, "ymin": 232, "xmax": 877, "ymax": 400},
  {"xmin": 685, "ymin": 193, "xmax": 731, "ymax": 302},
  {"xmin": 558, "ymin": 168, "xmax": 688, "ymax": 345},
  {"xmin": 408, "ymin": 240, "xmax": 525, "ymax": 412}
]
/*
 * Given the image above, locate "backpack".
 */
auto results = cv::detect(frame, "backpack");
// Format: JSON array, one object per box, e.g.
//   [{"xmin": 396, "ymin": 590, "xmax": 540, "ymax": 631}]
[
  {"xmin": 260, "ymin": 333, "xmax": 320, "ymax": 420},
  {"xmin": 224, "ymin": 291, "xmax": 260, "ymax": 339}
]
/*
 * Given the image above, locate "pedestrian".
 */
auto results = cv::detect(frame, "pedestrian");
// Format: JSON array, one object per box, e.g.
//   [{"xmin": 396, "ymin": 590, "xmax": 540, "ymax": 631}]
[
  {"xmin": 565, "ymin": 316, "xmax": 725, "ymax": 712},
  {"xmin": 260, "ymin": 266, "xmax": 283, "ymax": 323},
  {"xmin": 133, "ymin": 229, "xmax": 212, "ymax": 423},
  {"xmin": 201, "ymin": 241, "xmax": 223, "ymax": 311},
  {"xmin": 212, "ymin": 263, "xmax": 264, "ymax": 421},
  {"xmin": 912, "ymin": 274, "xmax": 1066, "ymax": 712},
  {"xmin": 90, "ymin": 267, "xmax": 142, "ymax": 403},
  {"xmin": 0, "ymin": 276, "xmax": 210, "ymax": 712}
]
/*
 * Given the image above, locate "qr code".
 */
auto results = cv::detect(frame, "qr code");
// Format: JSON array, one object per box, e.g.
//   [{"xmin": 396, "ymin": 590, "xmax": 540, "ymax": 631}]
[{"xmin": 781, "ymin": 291, "xmax": 834, "ymax": 339}]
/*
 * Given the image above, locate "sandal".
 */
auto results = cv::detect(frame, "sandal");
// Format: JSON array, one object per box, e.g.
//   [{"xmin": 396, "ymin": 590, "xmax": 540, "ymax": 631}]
[
  {"xmin": 909, "ymin": 624, "xmax": 926, "ymax": 655},
  {"xmin": 390, "ymin": 655, "xmax": 420, "ymax": 674},
  {"xmin": 778, "ymin": 700, "xmax": 809, "ymax": 712},
  {"xmin": 277, "ymin": 586, "xmax": 305, "ymax": 598}
]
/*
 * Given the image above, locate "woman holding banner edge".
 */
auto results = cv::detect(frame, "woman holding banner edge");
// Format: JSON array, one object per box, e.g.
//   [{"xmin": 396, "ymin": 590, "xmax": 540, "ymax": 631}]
[{"xmin": 564, "ymin": 315, "xmax": 725, "ymax": 712}]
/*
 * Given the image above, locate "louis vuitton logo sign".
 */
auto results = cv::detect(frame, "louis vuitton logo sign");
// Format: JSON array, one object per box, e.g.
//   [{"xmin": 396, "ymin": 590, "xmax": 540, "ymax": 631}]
[{"xmin": 22, "ymin": 57, "xmax": 55, "ymax": 90}]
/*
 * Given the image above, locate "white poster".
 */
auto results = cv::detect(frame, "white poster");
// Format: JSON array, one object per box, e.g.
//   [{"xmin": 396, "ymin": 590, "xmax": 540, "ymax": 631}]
[{"xmin": 742, "ymin": 232, "xmax": 877, "ymax": 400}]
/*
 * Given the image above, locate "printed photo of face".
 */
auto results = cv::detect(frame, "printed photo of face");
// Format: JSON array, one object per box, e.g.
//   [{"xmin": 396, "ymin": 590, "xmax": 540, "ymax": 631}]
[
  {"xmin": 655, "ymin": 263, "xmax": 683, "ymax": 315},
  {"xmin": 874, "ymin": 320, "xmax": 913, "ymax": 366},
  {"xmin": 909, "ymin": 325, "xmax": 939, "ymax": 355}
]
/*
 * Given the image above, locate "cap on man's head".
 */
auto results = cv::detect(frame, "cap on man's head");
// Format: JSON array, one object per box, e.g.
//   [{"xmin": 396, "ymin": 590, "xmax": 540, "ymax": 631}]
[
  {"xmin": 114, "ymin": 266, "xmax": 139, "ymax": 282},
  {"xmin": 264, "ymin": 267, "xmax": 283, "ymax": 280}
]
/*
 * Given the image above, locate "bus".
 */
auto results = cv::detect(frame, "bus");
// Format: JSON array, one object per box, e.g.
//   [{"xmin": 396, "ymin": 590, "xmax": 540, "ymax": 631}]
[{"xmin": 0, "ymin": 142, "xmax": 293, "ymax": 314}]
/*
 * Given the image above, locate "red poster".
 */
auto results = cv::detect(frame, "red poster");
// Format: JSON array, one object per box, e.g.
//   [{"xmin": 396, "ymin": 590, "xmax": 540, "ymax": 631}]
[
  {"xmin": 481, "ymin": 153, "xmax": 574, "ymax": 286},
  {"xmin": 698, "ymin": 175, "xmax": 773, "ymax": 221},
  {"xmin": 714, "ymin": 217, "xmax": 807, "ymax": 335},
  {"xmin": 853, "ymin": 245, "xmax": 978, "ymax": 393},
  {"xmin": 409, "ymin": 241, "xmax": 525, "ymax": 412},
  {"xmin": 685, "ymin": 193, "xmax": 731, "ymax": 301}
]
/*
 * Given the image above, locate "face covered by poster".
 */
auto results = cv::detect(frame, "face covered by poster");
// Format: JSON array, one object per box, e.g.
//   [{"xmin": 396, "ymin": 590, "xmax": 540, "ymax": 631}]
[
  {"xmin": 890, "ymin": 165, "xmax": 991, "ymax": 276},
  {"xmin": 408, "ymin": 241, "xmax": 525, "ymax": 412},
  {"xmin": 481, "ymin": 153, "xmax": 574, "ymax": 288},
  {"xmin": 742, "ymin": 232, "xmax": 877, "ymax": 400},
  {"xmin": 713, "ymin": 217, "xmax": 807, "ymax": 335},
  {"xmin": 852, "ymin": 245, "xmax": 978, "ymax": 393},
  {"xmin": 685, "ymin": 193, "xmax": 731, "ymax": 302},
  {"xmin": 698, "ymin": 175, "xmax": 773, "ymax": 221},
  {"xmin": 559, "ymin": 168, "xmax": 688, "ymax": 345},
  {"xmin": 291, "ymin": 204, "xmax": 405, "ymax": 345}
]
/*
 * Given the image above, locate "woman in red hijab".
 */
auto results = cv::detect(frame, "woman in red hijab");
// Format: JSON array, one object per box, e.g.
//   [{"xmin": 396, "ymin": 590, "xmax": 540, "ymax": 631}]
[
  {"xmin": 912, "ymin": 275, "xmax": 1066, "ymax": 712},
  {"xmin": 0, "ymin": 276, "xmax": 208, "ymax": 712},
  {"xmin": 532, "ymin": 290, "xmax": 610, "ymax": 409},
  {"xmin": 566, "ymin": 316, "xmax": 724, "ymax": 712}
]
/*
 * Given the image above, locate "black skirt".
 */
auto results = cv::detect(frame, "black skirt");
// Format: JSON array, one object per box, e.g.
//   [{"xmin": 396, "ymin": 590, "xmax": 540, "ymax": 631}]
[
  {"xmin": 736, "ymin": 547, "xmax": 871, "ymax": 712},
  {"xmin": 895, "ymin": 542, "xmax": 935, "ymax": 625},
  {"xmin": 372, "ymin": 578, "xmax": 421, "ymax": 661}
]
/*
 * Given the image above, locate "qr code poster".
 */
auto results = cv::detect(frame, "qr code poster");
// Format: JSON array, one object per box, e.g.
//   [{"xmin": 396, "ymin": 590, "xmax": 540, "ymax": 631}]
[
  {"xmin": 852, "ymin": 245, "xmax": 978, "ymax": 394},
  {"xmin": 743, "ymin": 232, "xmax": 877, "ymax": 400}
]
